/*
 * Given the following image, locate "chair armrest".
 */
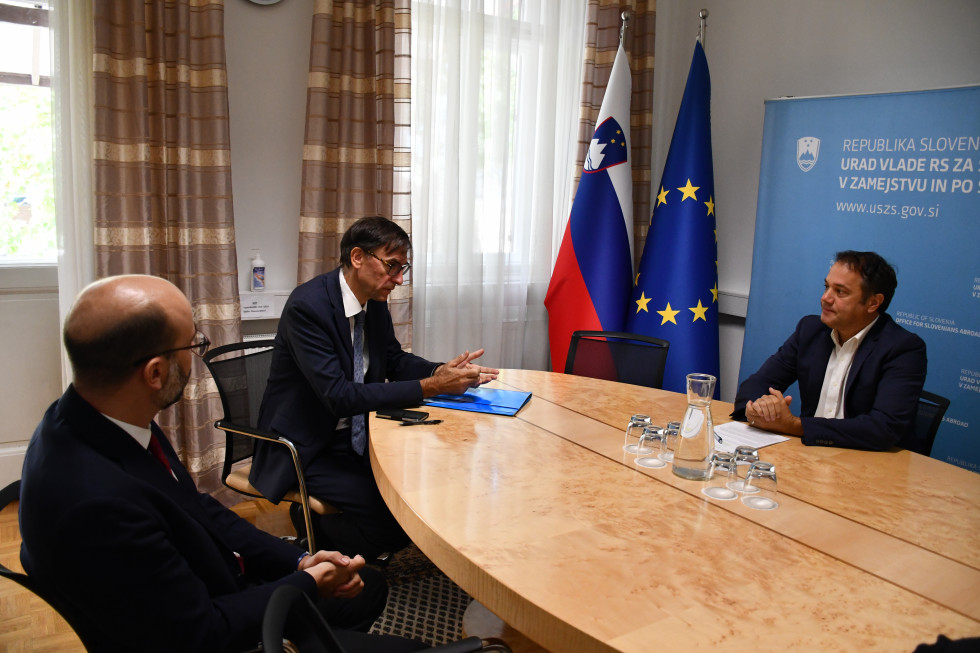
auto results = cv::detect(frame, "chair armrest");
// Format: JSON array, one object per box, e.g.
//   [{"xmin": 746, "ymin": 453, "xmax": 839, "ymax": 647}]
[{"xmin": 213, "ymin": 420, "xmax": 281, "ymax": 444}]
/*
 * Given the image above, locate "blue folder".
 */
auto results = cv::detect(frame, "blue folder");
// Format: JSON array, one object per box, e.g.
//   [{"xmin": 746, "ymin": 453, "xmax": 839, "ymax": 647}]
[{"xmin": 422, "ymin": 387, "xmax": 532, "ymax": 416}]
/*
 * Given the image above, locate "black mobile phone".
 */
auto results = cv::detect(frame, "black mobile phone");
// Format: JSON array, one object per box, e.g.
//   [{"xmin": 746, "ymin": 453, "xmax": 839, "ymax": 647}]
[{"xmin": 376, "ymin": 408, "xmax": 429, "ymax": 423}]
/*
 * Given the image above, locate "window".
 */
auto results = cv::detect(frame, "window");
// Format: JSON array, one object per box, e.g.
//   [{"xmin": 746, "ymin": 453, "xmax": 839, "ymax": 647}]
[
  {"xmin": 0, "ymin": 1, "xmax": 54, "ymax": 263},
  {"xmin": 409, "ymin": 1, "xmax": 585, "ymax": 370}
]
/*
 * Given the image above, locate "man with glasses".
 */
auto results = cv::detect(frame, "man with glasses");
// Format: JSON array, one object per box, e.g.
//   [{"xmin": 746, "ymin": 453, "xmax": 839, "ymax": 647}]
[
  {"xmin": 19, "ymin": 275, "xmax": 427, "ymax": 652},
  {"xmin": 251, "ymin": 217, "xmax": 498, "ymax": 559}
]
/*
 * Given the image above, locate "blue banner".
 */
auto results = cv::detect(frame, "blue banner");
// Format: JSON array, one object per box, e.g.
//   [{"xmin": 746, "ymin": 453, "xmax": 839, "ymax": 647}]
[{"xmin": 742, "ymin": 86, "xmax": 980, "ymax": 471}]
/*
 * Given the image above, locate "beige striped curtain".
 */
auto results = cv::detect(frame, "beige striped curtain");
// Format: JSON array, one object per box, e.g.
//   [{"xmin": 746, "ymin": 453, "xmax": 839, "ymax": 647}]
[
  {"xmin": 579, "ymin": 0, "xmax": 656, "ymax": 263},
  {"xmin": 298, "ymin": 0, "xmax": 413, "ymax": 347},
  {"xmin": 92, "ymin": 0, "xmax": 241, "ymax": 495}
]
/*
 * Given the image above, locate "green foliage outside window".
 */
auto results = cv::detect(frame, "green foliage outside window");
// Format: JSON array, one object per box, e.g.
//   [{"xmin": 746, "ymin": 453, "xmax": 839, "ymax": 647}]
[{"xmin": 0, "ymin": 82, "xmax": 55, "ymax": 261}]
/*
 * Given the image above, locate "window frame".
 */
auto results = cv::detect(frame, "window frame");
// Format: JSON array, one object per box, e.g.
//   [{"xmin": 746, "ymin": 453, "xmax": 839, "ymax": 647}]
[{"xmin": 0, "ymin": 0, "xmax": 56, "ymax": 274}]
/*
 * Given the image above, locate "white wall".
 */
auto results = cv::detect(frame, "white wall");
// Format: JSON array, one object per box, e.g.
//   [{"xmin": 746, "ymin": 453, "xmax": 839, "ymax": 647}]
[
  {"xmin": 0, "ymin": 267, "xmax": 61, "ymax": 487},
  {"xmin": 652, "ymin": 0, "xmax": 980, "ymax": 400},
  {"xmin": 225, "ymin": 0, "xmax": 311, "ymax": 295}
]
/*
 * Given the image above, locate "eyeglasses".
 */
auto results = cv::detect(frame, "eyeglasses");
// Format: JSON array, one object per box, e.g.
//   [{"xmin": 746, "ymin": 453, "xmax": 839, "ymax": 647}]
[
  {"xmin": 133, "ymin": 331, "xmax": 211, "ymax": 366},
  {"xmin": 366, "ymin": 251, "xmax": 411, "ymax": 277}
]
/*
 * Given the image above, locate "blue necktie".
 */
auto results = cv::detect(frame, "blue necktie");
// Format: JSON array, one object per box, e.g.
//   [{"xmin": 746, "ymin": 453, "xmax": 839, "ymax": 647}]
[{"xmin": 351, "ymin": 311, "xmax": 367, "ymax": 455}]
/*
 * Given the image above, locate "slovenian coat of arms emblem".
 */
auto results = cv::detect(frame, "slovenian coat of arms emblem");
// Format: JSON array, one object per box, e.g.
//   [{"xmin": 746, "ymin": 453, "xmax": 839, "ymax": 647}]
[{"xmin": 797, "ymin": 137, "xmax": 820, "ymax": 172}]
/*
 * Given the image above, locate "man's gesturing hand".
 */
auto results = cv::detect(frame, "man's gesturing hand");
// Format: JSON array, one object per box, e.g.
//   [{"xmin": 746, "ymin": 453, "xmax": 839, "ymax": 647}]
[{"xmin": 421, "ymin": 349, "xmax": 499, "ymax": 397}]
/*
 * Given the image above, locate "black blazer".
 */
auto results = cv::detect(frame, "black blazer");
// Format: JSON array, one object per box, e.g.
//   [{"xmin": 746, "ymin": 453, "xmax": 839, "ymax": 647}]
[
  {"xmin": 733, "ymin": 313, "xmax": 927, "ymax": 450},
  {"xmin": 251, "ymin": 268, "xmax": 438, "ymax": 502},
  {"xmin": 19, "ymin": 386, "xmax": 314, "ymax": 653}
]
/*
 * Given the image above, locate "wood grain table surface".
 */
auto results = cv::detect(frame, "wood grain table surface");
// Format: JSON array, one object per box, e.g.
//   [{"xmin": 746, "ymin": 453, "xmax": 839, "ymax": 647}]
[{"xmin": 370, "ymin": 369, "xmax": 980, "ymax": 652}]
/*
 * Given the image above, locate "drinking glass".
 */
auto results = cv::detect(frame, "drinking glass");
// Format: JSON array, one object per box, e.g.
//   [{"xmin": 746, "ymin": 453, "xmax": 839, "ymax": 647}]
[
  {"xmin": 701, "ymin": 453, "xmax": 737, "ymax": 500},
  {"xmin": 635, "ymin": 427, "xmax": 668, "ymax": 468},
  {"xmin": 727, "ymin": 447, "xmax": 760, "ymax": 493},
  {"xmin": 624, "ymin": 415, "xmax": 652, "ymax": 453},
  {"xmin": 658, "ymin": 425, "xmax": 679, "ymax": 463},
  {"xmin": 741, "ymin": 461, "xmax": 778, "ymax": 510},
  {"xmin": 732, "ymin": 445, "xmax": 758, "ymax": 463}
]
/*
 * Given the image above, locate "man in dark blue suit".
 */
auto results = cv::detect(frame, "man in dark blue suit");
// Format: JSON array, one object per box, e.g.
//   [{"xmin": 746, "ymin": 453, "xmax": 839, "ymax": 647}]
[
  {"xmin": 19, "ymin": 274, "xmax": 426, "ymax": 652},
  {"xmin": 733, "ymin": 250, "xmax": 927, "ymax": 451},
  {"xmin": 251, "ymin": 217, "xmax": 498, "ymax": 559}
]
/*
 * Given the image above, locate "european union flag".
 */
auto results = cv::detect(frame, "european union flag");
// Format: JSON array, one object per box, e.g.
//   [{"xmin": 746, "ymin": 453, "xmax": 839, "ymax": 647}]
[{"xmin": 626, "ymin": 41, "xmax": 719, "ymax": 395}]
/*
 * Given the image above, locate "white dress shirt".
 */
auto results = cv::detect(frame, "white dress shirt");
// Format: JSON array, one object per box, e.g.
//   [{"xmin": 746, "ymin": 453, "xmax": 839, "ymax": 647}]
[{"xmin": 815, "ymin": 316, "xmax": 878, "ymax": 419}]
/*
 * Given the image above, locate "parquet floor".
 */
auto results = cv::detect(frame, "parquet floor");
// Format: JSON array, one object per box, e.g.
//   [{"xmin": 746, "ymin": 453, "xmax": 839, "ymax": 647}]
[{"xmin": 0, "ymin": 497, "xmax": 292, "ymax": 652}]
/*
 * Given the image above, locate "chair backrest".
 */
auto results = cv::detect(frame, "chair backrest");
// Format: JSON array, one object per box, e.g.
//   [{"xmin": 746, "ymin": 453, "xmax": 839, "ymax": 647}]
[
  {"xmin": 908, "ymin": 390, "xmax": 950, "ymax": 456},
  {"xmin": 1, "ymin": 482, "xmax": 103, "ymax": 650},
  {"xmin": 263, "ymin": 584, "xmax": 345, "ymax": 653},
  {"xmin": 565, "ymin": 331, "xmax": 670, "ymax": 389},
  {"xmin": 202, "ymin": 340, "xmax": 276, "ymax": 479},
  {"xmin": 0, "ymin": 562, "xmax": 103, "ymax": 649}
]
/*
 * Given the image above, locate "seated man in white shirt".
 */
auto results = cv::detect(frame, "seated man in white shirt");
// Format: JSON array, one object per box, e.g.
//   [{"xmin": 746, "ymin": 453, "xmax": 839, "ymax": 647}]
[{"xmin": 732, "ymin": 250, "xmax": 927, "ymax": 450}]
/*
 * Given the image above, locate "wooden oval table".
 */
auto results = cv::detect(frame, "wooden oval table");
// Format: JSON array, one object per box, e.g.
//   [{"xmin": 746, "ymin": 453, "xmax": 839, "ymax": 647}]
[{"xmin": 369, "ymin": 369, "xmax": 980, "ymax": 652}]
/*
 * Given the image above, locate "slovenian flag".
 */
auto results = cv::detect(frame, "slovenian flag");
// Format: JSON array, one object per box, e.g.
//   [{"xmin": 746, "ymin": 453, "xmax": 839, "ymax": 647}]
[
  {"xmin": 626, "ymin": 40, "xmax": 719, "ymax": 395},
  {"xmin": 545, "ymin": 44, "xmax": 633, "ymax": 373}
]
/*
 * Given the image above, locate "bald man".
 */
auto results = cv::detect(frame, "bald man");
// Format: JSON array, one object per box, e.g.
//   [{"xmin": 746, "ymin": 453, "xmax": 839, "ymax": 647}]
[{"xmin": 19, "ymin": 275, "xmax": 427, "ymax": 653}]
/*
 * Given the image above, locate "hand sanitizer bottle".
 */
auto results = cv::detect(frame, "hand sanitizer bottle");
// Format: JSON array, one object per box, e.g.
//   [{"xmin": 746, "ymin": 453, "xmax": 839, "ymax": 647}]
[{"xmin": 250, "ymin": 249, "xmax": 266, "ymax": 292}]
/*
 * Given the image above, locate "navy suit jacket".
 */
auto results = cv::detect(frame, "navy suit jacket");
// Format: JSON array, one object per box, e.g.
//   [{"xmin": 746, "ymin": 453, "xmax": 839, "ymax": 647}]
[
  {"xmin": 251, "ymin": 268, "xmax": 438, "ymax": 502},
  {"xmin": 732, "ymin": 313, "xmax": 927, "ymax": 450},
  {"xmin": 19, "ymin": 386, "xmax": 315, "ymax": 653}
]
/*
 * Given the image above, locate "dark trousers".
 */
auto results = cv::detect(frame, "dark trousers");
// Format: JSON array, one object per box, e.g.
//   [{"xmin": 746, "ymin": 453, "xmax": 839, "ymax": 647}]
[
  {"xmin": 314, "ymin": 567, "xmax": 429, "ymax": 652},
  {"xmin": 304, "ymin": 430, "xmax": 410, "ymax": 560},
  {"xmin": 315, "ymin": 566, "xmax": 388, "ymax": 632}
]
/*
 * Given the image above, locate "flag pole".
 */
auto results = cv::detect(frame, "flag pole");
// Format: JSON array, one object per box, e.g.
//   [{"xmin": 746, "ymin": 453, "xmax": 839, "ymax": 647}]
[
  {"xmin": 620, "ymin": 11, "xmax": 630, "ymax": 45},
  {"xmin": 698, "ymin": 8, "xmax": 708, "ymax": 46}
]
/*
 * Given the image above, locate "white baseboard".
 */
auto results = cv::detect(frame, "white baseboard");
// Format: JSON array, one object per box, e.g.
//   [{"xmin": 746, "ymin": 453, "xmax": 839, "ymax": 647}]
[{"xmin": 0, "ymin": 444, "xmax": 27, "ymax": 490}]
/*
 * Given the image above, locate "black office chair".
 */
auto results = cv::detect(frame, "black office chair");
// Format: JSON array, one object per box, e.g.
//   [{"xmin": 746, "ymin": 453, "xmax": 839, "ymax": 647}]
[
  {"xmin": 203, "ymin": 340, "xmax": 337, "ymax": 555},
  {"xmin": 907, "ymin": 390, "xmax": 950, "ymax": 456},
  {"xmin": 565, "ymin": 330, "xmax": 670, "ymax": 389},
  {"xmin": 0, "ymin": 481, "xmax": 103, "ymax": 650},
  {"xmin": 263, "ymin": 584, "xmax": 512, "ymax": 653}
]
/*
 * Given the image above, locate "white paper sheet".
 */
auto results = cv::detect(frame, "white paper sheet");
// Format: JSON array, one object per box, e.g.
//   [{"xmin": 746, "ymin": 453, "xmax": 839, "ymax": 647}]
[{"xmin": 712, "ymin": 421, "xmax": 790, "ymax": 453}]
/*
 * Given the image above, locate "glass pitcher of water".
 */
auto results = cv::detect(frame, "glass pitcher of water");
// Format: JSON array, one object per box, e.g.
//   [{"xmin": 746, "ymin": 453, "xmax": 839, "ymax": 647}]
[{"xmin": 672, "ymin": 373, "xmax": 716, "ymax": 481}]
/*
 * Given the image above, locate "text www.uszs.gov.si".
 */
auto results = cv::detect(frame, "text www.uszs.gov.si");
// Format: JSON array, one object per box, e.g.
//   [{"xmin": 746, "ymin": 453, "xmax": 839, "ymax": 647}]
[{"xmin": 834, "ymin": 201, "xmax": 941, "ymax": 219}]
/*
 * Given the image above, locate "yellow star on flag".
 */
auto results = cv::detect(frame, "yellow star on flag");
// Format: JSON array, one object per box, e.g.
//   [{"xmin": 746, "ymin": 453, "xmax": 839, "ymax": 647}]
[
  {"xmin": 705, "ymin": 195, "xmax": 715, "ymax": 216},
  {"xmin": 710, "ymin": 283, "xmax": 719, "ymax": 303},
  {"xmin": 634, "ymin": 272, "xmax": 641, "ymax": 286},
  {"xmin": 678, "ymin": 179, "xmax": 700, "ymax": 201},
  {"xmin": 690, "ymin": 299, "xmax": 709, "ymax": 322},
  {"xmin": 657, "ymin": 302, "xmax": 679, "ymax": 325},
  {"xmin": 635, "ymin": 292, "xmax": 651, "ymax": 314},
  {"xmin": 657, "ymin": 186, "xmax": 669, "ymax": 206}
]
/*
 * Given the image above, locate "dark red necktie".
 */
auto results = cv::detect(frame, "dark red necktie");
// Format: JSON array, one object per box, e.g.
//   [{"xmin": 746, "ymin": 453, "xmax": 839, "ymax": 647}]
[{"xmin": 148, "ymin": 433, "xmax": 175, "ymax": 478}]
